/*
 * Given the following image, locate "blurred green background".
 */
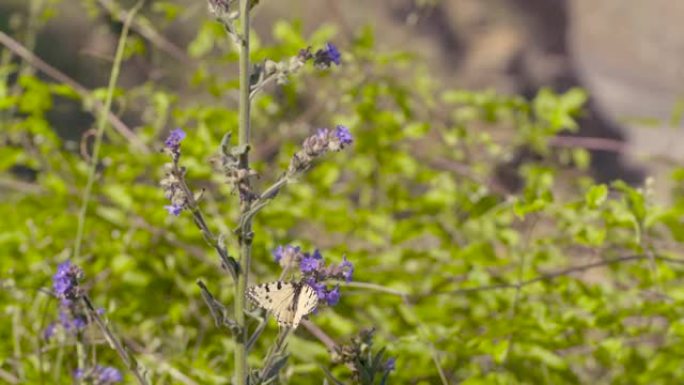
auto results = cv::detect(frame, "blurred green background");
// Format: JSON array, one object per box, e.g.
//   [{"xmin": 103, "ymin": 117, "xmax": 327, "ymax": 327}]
[{"xmin": 3, "ymin": 0, "xmax": 684, "ymax": 384}]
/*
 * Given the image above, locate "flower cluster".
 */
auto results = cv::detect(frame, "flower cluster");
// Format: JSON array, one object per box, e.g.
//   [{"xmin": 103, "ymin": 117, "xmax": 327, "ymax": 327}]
[
  {"xmin": 53, "ymin": 260, "xmax": 84, "ymax": 302},
  {"xmin": 261, "ymin": 48, "xmax": 314, "ymax": 85},
  {"xmin": 313, "ymin": 43, "xmax": 341, "ymax": 68},
  {"xmin": 164, "ymin": 128, "xmax": 186, "ymax": 158},
  {"xmin": 75, "ymin": 365, "xmax": 123, "ymax": 384},
  {"xmin": 46, "ymin": 260, "xmax": 89, "ymax": 339},
  {"xmin": 288, "ymin": 125, "xmax": 353, "ymax": 174},
  {"xmin": 272, "ymin": 245, "xmax": 353, "ymax": 306},
  {"xmin": 252, "ymin": 42, "xmax": 341, "ymax": 95},
  {"xmin": 161, "ymin": 128, "xmax": 188, "ymax": 216}
]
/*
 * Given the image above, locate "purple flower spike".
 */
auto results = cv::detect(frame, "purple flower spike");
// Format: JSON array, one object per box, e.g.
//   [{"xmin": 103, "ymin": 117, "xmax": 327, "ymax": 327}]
[
  {"xmin": 324, "ymin": 43, "xmax": 341, "ymax": 65},
  {"xmin": 313, "ymin": 42, "xmax": 342, "ymax": 68},
  {"xmin": 164, "ymin": 128, "xmax": 186, "ymax": 151},
  {"xmin": 335, "ymin": 125, "xmax": 353, "ymax": 146},
  {"xmin": 52, "ymin": 260, "xmax": 83, "ymax": 302}
]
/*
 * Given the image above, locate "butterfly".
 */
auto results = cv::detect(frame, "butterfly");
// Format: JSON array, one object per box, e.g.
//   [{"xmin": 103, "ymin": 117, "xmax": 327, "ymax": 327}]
[{"xmin": 247, "ymin": 281, "xmax": 318, "ymax": 329}]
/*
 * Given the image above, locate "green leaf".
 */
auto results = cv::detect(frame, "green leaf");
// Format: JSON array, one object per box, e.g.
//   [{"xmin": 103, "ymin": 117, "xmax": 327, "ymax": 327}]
[{"xmin": 585, "ymin": 184, "xmax": 608, "ymax": 208}]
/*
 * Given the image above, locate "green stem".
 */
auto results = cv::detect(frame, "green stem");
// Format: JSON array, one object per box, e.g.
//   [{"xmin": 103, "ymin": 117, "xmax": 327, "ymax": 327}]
[
  {"xmin": 82, "ymin": 296, "xmax": 149, "ymax": 385},
  {"xmin": 258, "ymin": 329, "xmax": 291, "ymax": 380},
  {"xmin": 235, "ymin": 0, "xmax": 252, "ymax": 383},
  {"xmin": 73, "ymin": 0, "xmax": 146, "ymax": 262}
]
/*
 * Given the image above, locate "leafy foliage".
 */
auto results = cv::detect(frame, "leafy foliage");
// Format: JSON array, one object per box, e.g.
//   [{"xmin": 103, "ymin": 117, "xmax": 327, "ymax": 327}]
[{"xmin": 2, "ymin": 1, "xmax": 684, "ymax": 384}]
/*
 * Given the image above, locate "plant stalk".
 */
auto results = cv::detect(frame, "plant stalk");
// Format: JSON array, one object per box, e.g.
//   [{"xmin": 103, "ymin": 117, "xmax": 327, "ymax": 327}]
[
  {"xmin": 73, "ymin": 0, "xmax": 146, "ymax": 262},
  {"xmin": 234, "ymin": 0, "xmax": 252, "ymax": 383}
]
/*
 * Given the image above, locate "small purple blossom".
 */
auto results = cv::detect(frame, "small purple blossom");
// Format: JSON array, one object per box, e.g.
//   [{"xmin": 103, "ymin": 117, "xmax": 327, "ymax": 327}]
[
  {"xmin": 334, "ymin": 125, "xmax": 353, "ymax": 146},
  {"xmin": 273, "ymin": 244, "xmax": 302, "ymax": 267},
  {"xmin": 306, "ymin": 278, "xmax": 327, "ymax": 300},
  {"xmin": 325, "ymin": 43, "xmax": 341, "ymax": 65},
  {"xmin": 164, "ymin": 203, "xmax": 183, "ymax": 216},
  {"xmin": 273, "ymin": 245, "xmax": 284, "ymax": 263},
  {"xmin": 300, "ymin": 254, "xmax": 321, "ymax": 273},
  {"xmin": 98, "ymin": 366, "xmax": 123, "ymax": 383},
  {"xmin": 325, "ymin": 286, "xmax": 341, "ymax": 306},
  {"xmin": 314, "ymin": 42, "xmax": 341, "ymax": 68},
  {"xmin": 340, "ymin": 256, "xmax": 354, "ymax": 282},
  {"xmin": 385, "ymin": 357, "xmax": 396, "ymax": 372},
  {"xmin": 312, "ymin": 249, "xmax": 323, "ymax": 260},
  {"xmin": 76, "ymin": 366, "xmax": 123, "ymax": 384},
  {"xmin": 164, "ymin": 128, "xmax": 186, "ymax": 151}
]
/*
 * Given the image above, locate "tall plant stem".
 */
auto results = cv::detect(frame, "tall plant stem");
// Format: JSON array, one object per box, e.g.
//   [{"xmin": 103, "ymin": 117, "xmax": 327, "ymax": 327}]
[
  {"xmin": 73, "ymin": 0, "xmax": 146, "ymax": 262},
  {"xmin": 234, "ymin": 0, "xmax": 252, "ymax": 383}
]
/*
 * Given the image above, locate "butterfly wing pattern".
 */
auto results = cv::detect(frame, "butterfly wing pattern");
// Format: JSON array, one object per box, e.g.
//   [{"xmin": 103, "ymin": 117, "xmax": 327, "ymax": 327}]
[{"xmin": 247, "ymin": 281, "xmax": 319, "ymax": 329}]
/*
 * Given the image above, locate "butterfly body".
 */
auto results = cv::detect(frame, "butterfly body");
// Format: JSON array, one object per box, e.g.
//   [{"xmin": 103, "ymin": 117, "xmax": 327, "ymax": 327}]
[{"xmin": 247, "ymin": 281, "xmax": 318, "ymax": 329}]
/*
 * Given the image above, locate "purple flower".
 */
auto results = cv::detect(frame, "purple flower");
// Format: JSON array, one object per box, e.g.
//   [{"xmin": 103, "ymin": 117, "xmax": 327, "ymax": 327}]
[
  {"xmin": 164, "ymin": 203, "xmax": 183, "ymax": 216},
  {"xmin": 312, "ymin": 249, "xmax": 323, "ymax": 259},
  {"xmin": 385, "ymin": 357, "xmax": 396, "ymax": 372},
  {"xmin": 306, "ymin": 278, "xmax": 327, "ymax": 300},
  {"xmin": 314, "ymin": 42, "xmax": 342, "ymax": 68},
  {"xmin": 335, "ymin": 125, "xmax": 353, "ymax": 146},
  {"xmin": 273, "ymin": 244, "xmax": 302, "ymax": 268},
  {"xmin": 164, "ymin": 128, "xmax": 186, "ymax": 151},
  {"xmin": 324, "ymin": 43, "xmax": 341, "ymax": 65},
  {"xmin": 300, "ymin": 254, "xmax": 321, "ymax": 273},
  {"xmin": 76, "ymin": 366, "xmax": 123, "ymax": 384},
  {"xmin": 52, "ymin": 260, "xmax": 82, "ymax": 302},
  {"xmin": 98, "ymin": 366, "xmax": 123, "ymax": 383},
  {"xmin": 340, "ymin": 256, "xmax": 354, "ymax": 282},
  {"xmin": 273, "ymin": 245, "xmax": 284, "ymax": 263},
  {"xmin": 325, "ymin": 286, "xmax": 341, "ymax": 306}
]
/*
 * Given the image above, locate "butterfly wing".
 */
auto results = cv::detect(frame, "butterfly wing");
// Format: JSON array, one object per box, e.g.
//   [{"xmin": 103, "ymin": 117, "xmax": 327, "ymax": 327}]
[
  {"xmin": 247, "ymin": 281, "xmax": 297, "ymax": 327},
  {"xmin": 247, "ymin": 281, "xmax": 319, "ymax": 329},
  {"xmin": 292, "ymin": 284, "xmax": 319, "ymax": 328}
]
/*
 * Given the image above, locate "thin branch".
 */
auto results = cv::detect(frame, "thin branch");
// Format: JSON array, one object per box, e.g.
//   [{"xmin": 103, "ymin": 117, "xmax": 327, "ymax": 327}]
[
  {"xmin": 302, "ymin": 320, "xmax": 337, "ymax": 351},
  {"xmin": 333, "ymin": 280, "xmax": 410, "ymax": 299},
  {"xmin": 82, "ymin": 296, "xmax": 149, "ymax": 385},
  {"xmin": 174, "ymin": 170, "xmax": 238, "ymax": 279},
  {"xmin": 0, "ymin": 30, "xmax": 149, "ymax": 153},
  {"xmin": 435, "ymin": 255, "xmax": 684, "ymax": 297},
  {"xmin": 549, "ymin": 135, "xmax": 626, "ymax": 153}
]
